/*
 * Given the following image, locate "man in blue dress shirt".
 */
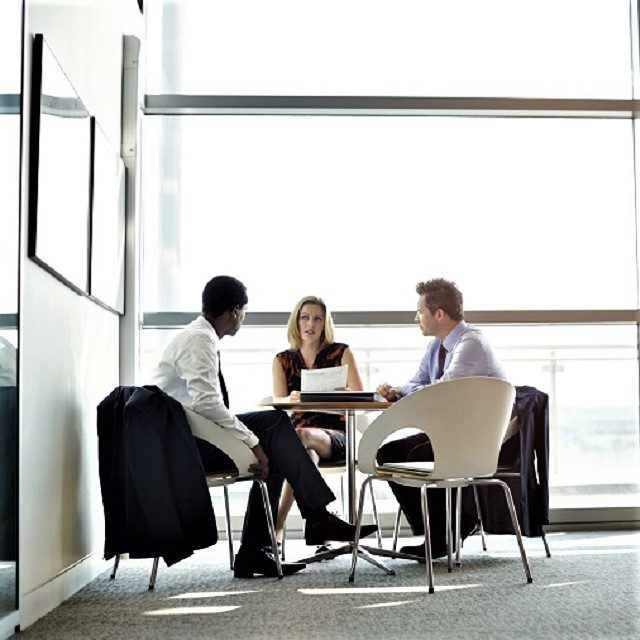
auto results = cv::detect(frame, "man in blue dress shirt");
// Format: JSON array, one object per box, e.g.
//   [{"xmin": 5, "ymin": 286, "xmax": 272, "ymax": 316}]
[{"xmin": 376, "ymin": 278, "xmax": 507, "ymax": 558}]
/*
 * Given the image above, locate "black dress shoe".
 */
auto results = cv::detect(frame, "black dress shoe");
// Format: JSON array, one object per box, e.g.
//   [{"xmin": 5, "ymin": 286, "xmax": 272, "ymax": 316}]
[
  {"xmin": 304, "ymin": 512, "xmax": 378, "ymax": 545},
  {"xmin": 233, "ymin": 546, "xmax": 306, "ymax": 578},
  {"xmin": 399, "ymin": 542, "xmax": 446, "ymax": 560}
]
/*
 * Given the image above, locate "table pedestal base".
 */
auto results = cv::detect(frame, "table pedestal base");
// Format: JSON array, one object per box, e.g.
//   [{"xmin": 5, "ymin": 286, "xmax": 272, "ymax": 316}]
[
  {"xmin": 296, "ymin": 543, "xmax": 396, "ymax": 575},
  {"xmin": 296, "ymin": 542, "xmax": 428, "ymax": 575}
]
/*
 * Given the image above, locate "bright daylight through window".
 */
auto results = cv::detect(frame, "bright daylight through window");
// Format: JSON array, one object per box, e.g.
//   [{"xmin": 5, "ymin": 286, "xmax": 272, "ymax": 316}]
[{"xmin": 141, "ymin": 0, "xmax": 640, "ymax": 515}]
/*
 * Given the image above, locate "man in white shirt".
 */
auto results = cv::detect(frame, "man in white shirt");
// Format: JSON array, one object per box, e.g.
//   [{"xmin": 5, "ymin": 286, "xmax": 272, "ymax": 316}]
[
  {"xmin": 376, "ymin": 278, "xmax": 507, "ymax": 559},
  {"xmin": 152, "ymin": 276, "xmax": 376, "ymax": 578}
]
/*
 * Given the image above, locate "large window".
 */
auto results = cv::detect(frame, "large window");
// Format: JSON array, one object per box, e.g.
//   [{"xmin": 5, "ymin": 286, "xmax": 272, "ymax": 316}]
[
  {"xmin": 140, "ymin": 0, "xmax": 640, "ymax": 520},
  {"xmin": 142, "ymin": 116, "xmax": 637, "ymax": 313},
  {"xmin": 146, "ymin": 0, "xmax": 632, "ymax": 98}
]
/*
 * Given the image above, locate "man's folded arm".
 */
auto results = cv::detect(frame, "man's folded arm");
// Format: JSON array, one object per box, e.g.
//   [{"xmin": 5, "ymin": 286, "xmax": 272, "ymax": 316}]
[{"xmin": 399, "ymin": 350, "xmax": 433, "ymax": 397}]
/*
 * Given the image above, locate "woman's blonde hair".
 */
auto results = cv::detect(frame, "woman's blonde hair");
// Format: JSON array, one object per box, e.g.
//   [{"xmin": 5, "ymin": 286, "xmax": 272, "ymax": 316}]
[{"xmin": 286, "ymin": 296, "xmax": 335, "ymax": 350}]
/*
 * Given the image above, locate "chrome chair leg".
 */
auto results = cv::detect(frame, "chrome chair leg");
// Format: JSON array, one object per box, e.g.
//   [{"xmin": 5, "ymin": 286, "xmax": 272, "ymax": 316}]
[
  {"xmin": 473, "ymin": 485, "xmax": 487, "ymax": 551},
  {"xmin": 110, "ymin": 554, "xmax": 120, "ymax": 580},
  {"xmin": 495, "ymin": 479, "xmax": 533, "ymax": 583},
  {"xmin": 340, "ymin": 474, "xmax": 346, "ymax": 516},
  {"xmin": 392, "ymin": 506, "xmax": 402, "ymax": 551},
  {"xmin": 148, "ymin": 557, "xmax": 159, "ymax": 591},
  {"xmin": 349, "ymin": 476, "xmax": 372, "ymax": 582},
  {"xmin": 420, "ymin": 485, "xmax": 435, "ymax": 594},
  {"xmin": 542, "ymin": 531, "xmax": 551, "ymax": 558},
  {"xmin": 258, "ymin": 480, "xmax": 283, "ymax": 579},
  {"xmin": 281, "ymin": 523, "xmax": 286, "ymax": 561},
  {"xmin": 369, "ymin": 482, "xmax": 383, "ymax": 548},
  {"xmin": 445, "ymin": 487, "xmax": 453, "ymax": 573},
  {"xmin": 455, "ymin": 486, "xmax": 462, "ymax": 567},
  {"xmin": 223, "ymin": 486, "xmax": 234, "ymax": 570}
]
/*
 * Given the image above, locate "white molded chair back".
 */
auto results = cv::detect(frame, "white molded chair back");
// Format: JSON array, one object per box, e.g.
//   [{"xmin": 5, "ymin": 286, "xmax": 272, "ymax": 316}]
[
  {"xmin": 184, "ymin": 406, "xmax": 257, "ymax": 479},
  {"xmin": 358, "ymin": 377, "xmax": 515, "ymax": 481}
]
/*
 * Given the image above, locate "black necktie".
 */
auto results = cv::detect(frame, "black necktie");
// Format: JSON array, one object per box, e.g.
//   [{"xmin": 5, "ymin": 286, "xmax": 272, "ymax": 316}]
[
  {"xmin": 217, "ymin": 351, "xmax": 230, "ymax": 409},
  {"xmin": 436, "ymin": 343, "xmax": 447, "ymax": 380}
]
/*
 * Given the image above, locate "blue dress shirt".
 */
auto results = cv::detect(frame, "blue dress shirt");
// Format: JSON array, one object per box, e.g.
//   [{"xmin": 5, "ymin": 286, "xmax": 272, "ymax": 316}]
[{"xmin": 400, "ymin": 321, "xmax": 507, "ymax": 398}]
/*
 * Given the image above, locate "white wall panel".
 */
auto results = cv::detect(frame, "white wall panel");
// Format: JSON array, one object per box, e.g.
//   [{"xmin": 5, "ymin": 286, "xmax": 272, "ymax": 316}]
[{"xmin": 19, "ymin": 0, "xmax": 142, "ymax": 628}]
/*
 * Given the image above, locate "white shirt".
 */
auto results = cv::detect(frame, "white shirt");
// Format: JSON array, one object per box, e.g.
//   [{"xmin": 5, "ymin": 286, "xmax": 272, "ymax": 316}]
[{"xmin": 150, "ymin": 315, "xmax": 259, "ymax": 448}]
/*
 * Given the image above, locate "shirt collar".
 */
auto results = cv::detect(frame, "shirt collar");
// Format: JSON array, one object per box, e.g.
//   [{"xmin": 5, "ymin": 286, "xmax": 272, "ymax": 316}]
[
  {"xmin": 196, "ymin": 314, "xmax": 220, "ymax": 349},
  {"xmin": 442, "ymin": 320, "xmax": 468, "ymax": 351}
]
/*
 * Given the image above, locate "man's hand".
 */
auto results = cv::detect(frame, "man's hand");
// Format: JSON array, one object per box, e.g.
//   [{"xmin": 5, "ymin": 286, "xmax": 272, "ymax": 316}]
[
  {"xmin": 377, "ymin": 383, "xmax": 399, "ymax": 402},
  {"xmin": 249, "ymin": 443, "xmax": 269, "ymax": 480}
]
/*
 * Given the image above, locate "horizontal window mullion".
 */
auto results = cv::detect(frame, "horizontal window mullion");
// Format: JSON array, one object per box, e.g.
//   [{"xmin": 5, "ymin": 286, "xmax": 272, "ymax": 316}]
[
  {"xmin": 0, "ymin": 314, "xmax": 18, "ymax": 329},
  {"xmin": 0, "ymin": 94, "xmax": 20, "ymax": 115},
  {"xmin": 143, "ymin": 95, "xmax": 636, "ymax": 118},
  {"xmin": 142, "ymin": 310, "xmax": 640, "ymax": 328}
]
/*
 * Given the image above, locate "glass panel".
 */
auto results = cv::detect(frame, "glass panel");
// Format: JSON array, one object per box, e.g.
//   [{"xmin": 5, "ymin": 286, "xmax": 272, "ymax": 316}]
[
  {"xmin": 0, "ymin": 117, "xmax": 19, "ymax": 316},
  {"xmin": 145, "ymin": 0, "xmax": 632, "ymax": 98},
  {"xmin": 142, "ymin": 116, "xmax": 637, "ymax": 312},
  {"xmin": 0, "ymin": 0, "xmax": 20, "ymax": 620},
  {"xmin": 140, "ymin": 323, "xmax": 640, "ymax": 511}
]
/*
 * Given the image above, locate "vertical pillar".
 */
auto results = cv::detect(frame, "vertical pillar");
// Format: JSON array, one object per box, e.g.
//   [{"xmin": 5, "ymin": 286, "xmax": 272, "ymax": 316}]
[{"xmin": 119, "ymin": 35, "xmax": 141, "ymax": 385}]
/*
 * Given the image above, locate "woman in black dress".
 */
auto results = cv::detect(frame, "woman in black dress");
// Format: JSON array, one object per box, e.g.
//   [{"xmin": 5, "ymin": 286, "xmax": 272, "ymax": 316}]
[{"xmin": 273, "ymin": 296, "xmax": 363, "ymax": 541}]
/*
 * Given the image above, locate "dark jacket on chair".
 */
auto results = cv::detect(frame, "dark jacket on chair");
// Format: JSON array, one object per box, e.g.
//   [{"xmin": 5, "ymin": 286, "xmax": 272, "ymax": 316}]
[
  {"xmin": 470, "ymin": 386, "xmax": 550, "ymax": 537},
  {"xmin": 97, "ymin": 385, "xmax": 217, "ymax": 566}
]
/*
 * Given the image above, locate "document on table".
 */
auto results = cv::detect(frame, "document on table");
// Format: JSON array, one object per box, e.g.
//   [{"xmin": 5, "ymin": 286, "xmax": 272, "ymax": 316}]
[{"xmin": 301, "ymin": 365, "xmax": 348, "ymax": 392}]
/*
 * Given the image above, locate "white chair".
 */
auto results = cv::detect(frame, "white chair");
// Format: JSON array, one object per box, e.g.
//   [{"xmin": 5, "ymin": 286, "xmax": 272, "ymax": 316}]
[
  {"xmin": 389, "ymin": 415, "xmax": 552, "ymax": 557},
  {"xmin": 348, "ymin": 376, "xmax": 532, "ymax": 593},
  {"xmin": 110, "ymin": 406, "xmax": 283, "ymax": 589}
]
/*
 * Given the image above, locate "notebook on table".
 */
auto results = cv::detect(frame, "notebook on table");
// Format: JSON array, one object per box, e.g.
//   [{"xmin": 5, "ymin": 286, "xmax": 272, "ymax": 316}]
[
  {"xmin": 377, "ymin": 461, "xmax": 435, "ymax": 477},
  {"xmin": 299, "ymin": 390, "xmax": 386, "ymax": 403}
]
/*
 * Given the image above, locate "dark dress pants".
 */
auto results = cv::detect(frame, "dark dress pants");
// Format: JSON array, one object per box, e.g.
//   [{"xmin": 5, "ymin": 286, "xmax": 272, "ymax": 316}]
[
  {"xmin": 377, "ymin": 432, "xmax": 476, "ymax": 556},
  {"xmin": 196, "ymin": 409, "xmax": 335, "ymax": 550}
]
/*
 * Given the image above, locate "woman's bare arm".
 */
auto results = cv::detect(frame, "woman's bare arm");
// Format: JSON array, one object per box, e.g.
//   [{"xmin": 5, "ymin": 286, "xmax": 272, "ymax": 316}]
[
  {"xmin": 342, "ymin": 347, "xmax": 364, "ymax": 391},
  {"xmin": 272, "ymin": 356, "xmax": 289, "ymax": 397}
]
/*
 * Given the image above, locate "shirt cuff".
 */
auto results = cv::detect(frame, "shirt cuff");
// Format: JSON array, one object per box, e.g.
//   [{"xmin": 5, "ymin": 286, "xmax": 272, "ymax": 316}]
[
  {"xmin": 235, "ymin": 417, "xmax": 259, "ymax": 448},
  {"xmin": 244, "ymin": 433, "xmax": 260, "ymax": 449}
]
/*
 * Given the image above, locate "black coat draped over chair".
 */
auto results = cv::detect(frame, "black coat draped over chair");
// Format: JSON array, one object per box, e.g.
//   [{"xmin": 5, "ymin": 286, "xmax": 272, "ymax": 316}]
[
  {"xmin": 466, "ymin": 385, "xmax": 550, "ymax": 537},
  {"xmin": 97, "ymin": 385, "xmax": 217, "ymax": 567}
]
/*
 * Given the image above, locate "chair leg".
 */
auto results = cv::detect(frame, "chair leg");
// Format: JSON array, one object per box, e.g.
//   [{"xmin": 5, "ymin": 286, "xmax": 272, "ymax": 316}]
[
  {"xmin": 495, "ymin": 480, "xmax": 533, "ymax": 583},
  {"xmin": 110, "ymin": 554, "xmax": 120, "ymax": 580},
  {"xmin": 148, "ymin": 557, "xmax": 159, "ymax": 591},
  {"xmin": 445, "ymin": 488, "xmax": 453, "ymax": 573},
  {"xmin": 542, "ymin": 530, "xmax": 551, "ymax": 558},
  {"xmin": 392, "ymin": 506, "xmax": 402, "ymax": 552},
  {"xmin": 473, "ymin": 485, "xmax": 487, "ymax": 551},
  {"xmin": 369, "ymin": 482, "xmax": 383, "ymax": 549},
  {"xmin": 257, "ymin": 480, "xmax": 283, "ymax": 579},
  {"xmin": 340, "ymin": 474, "xmax": 346, "ymax": 516},
  {"xmin": 223, "ymin": 486, "xmax": 234, "ymax": 570},
  {"xmin": 348, "ymin": 476, "xmax": 371, "ymax": 582},
  {"xmin": 420, "ymin": 485, "xmax": 435, "ymax": 594},
  {"xmin": 455, "ymin": 486, "xmax": 462, "ymax": 567},
  {"xmin": 281, "ymin": 523, "xmax": 286, "ymax": 561}
]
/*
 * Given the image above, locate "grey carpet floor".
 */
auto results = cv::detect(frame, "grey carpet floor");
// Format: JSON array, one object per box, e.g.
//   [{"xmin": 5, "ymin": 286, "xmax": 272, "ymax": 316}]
[{"xmin": 16, "ymin": 531, "xmax": 640, "ymax": 640}]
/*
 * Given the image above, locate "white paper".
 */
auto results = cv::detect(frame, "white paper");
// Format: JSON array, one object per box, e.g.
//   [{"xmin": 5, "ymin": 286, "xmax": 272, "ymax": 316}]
[{"xmin": 301, "ymin": 365, "xmax": 348, "ymax": 392}]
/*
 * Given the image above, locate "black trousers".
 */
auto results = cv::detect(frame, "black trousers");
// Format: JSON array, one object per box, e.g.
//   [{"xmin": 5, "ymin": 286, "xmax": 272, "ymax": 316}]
[
  {"xmin": 377, "ymin": 432, "xmax": 476, "ymax": 555},
  {"xmin": 196, "ymin": 409, "xmax": 335, "ymax": 550}
]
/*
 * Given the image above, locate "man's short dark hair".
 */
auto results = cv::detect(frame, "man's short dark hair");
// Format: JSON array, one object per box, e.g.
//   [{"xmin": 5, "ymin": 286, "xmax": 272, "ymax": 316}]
[
  {"xmin": 202, "ymin": 276, "xmax": 248, "ymax": 318},
  {"xmin": 416, "ymin": 278, "xmax": 464, "ymax": 321}
]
